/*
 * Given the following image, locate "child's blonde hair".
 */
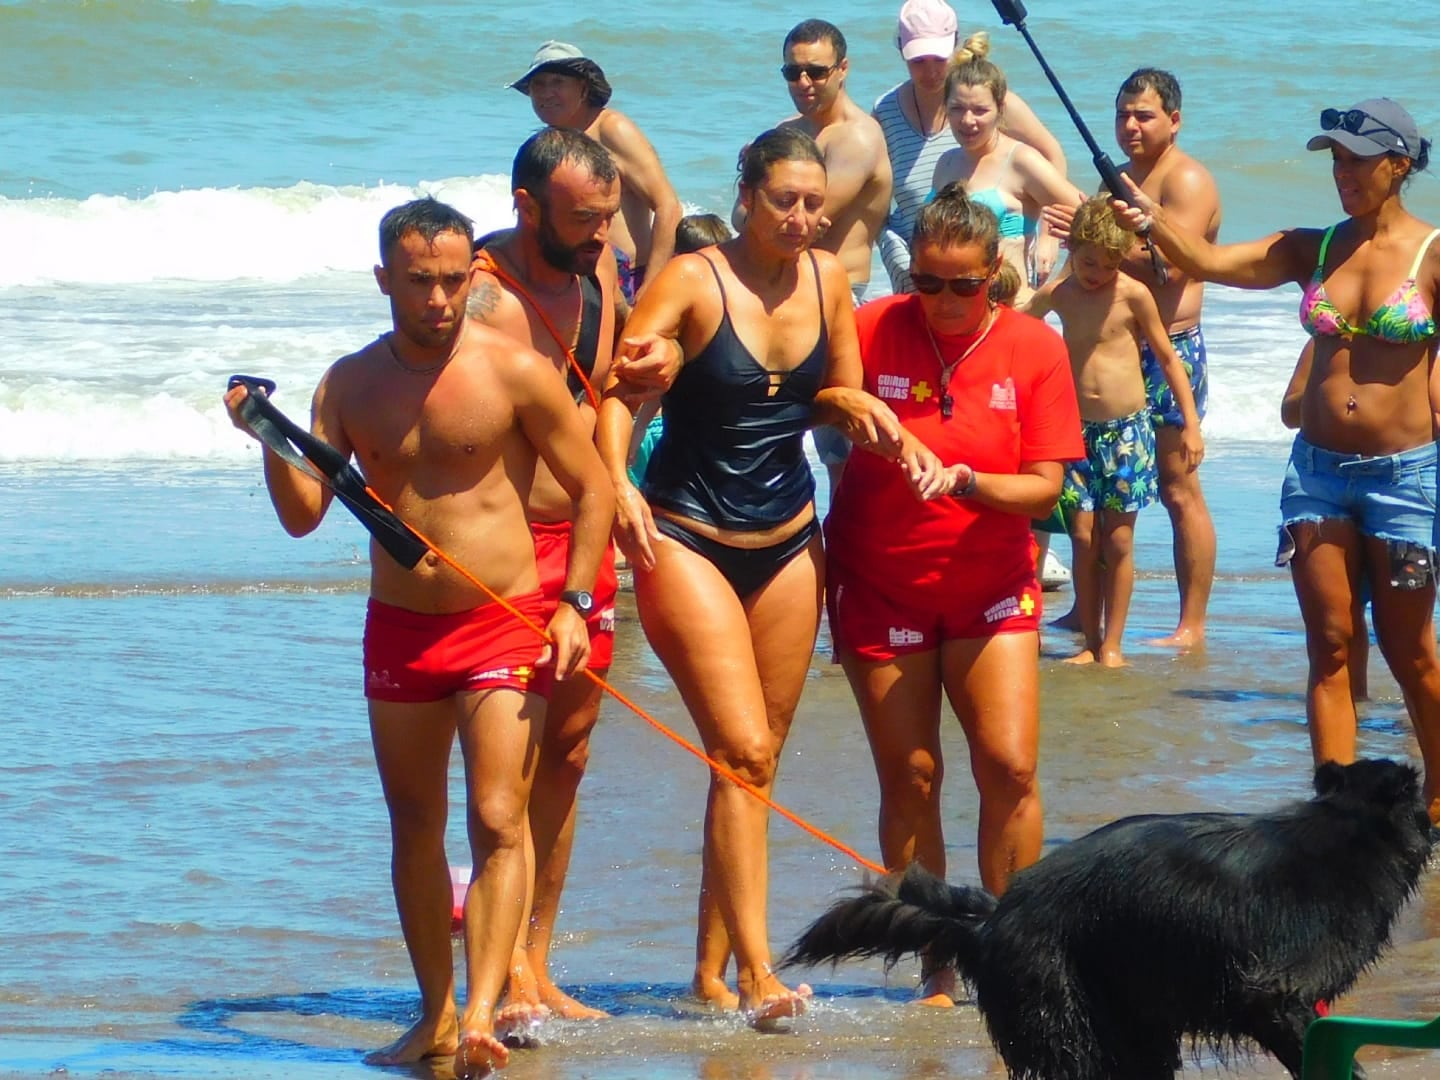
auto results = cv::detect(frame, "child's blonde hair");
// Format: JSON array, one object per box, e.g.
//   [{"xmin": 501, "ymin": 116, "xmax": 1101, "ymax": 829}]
[
  {"xmin": 1068, "ymin": 195, "xmax": 1131, "ymax": 258},
  {"xmin": 988, "ymin": 261, "xmax": 1023, "ymax": 306}
]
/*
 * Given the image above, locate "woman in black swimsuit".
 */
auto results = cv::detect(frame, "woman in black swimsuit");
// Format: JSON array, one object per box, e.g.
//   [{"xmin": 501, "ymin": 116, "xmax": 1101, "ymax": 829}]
[{"xmin": 598, "ymin": 127, "xmax": 917, "ymax": 1023}]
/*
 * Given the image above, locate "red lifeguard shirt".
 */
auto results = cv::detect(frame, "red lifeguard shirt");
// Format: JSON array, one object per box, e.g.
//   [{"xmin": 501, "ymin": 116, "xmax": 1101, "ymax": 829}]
[{"xmin": 826, "ymin": 295, "xmax": 1084, "ymax": 601}]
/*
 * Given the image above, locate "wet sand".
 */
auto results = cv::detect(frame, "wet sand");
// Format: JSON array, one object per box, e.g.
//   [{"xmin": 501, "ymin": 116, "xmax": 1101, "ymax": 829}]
[{"xmin": 4, "ymin": 446, "xmax": 1440, "ymax": 1078}]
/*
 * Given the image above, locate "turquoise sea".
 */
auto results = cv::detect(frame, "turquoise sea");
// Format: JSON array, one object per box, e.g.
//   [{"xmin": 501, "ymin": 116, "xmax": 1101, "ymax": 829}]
[{"xmin": 4, "ymin": 1, "xmax": 1440, "ymax": 1077}]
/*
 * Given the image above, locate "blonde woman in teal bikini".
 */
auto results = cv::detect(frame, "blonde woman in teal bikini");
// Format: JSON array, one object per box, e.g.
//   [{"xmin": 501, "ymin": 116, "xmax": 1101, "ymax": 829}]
[
  {"xmin": 930, "ymin": 33, "xmax": 1083, "ymax": 300},
  {"xmin": 1116, "ymin": 98, "xmax": 1440, "ymax": 821}
]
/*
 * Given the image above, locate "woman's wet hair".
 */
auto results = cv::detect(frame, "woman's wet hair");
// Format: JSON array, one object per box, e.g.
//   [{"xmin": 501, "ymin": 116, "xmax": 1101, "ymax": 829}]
[
  {"xmin": 738, "ymin": 127, "xmax": 826, "ymax": 190},
  {"xmin": 910, "ymin": 181, "xmax": 1000, "ymax": 265},
  {"xmin": 378, "ymin": 197, "xmax": 473, "ymax": 264},
  {"xmin": 1069, "ymin": 195, "xmax": 1131, "ymax": 258},
  {"xmin": 944, "ymin": 32, "xmax": 1006, "ymax": 111}
]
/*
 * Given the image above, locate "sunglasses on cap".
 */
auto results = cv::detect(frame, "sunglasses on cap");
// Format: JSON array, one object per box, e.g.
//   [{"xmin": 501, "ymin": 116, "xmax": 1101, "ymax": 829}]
[
  {"xmin": 911, "ymin": 272, "xmax": 990, "ymax": 296},
  {"xmin": 1320, "ymin": 108, "xmax": 1411, "ymax": 155},
  {"xmin": 781, "ymin": 63, "xmax": 837, "ymax": 82}
]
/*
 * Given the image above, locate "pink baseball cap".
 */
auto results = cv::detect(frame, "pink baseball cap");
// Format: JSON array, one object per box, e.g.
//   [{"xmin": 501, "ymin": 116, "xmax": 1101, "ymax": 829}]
[{"xmin": 897, "ymin": 0, "xmax": 958, "ymax": 61}]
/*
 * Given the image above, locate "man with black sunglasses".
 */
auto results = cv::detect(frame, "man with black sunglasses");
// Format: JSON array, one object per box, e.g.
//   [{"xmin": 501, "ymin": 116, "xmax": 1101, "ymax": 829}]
[
  {"xmin": 769, "ymin": 19, "xmax": 892, "ymax": 306},
  {"xmin": 744, "ymin": 18, "xmax": 893, "ymax": 494}
]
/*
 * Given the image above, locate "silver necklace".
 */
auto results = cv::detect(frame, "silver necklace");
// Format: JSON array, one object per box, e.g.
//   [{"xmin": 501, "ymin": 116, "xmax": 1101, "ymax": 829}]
[
  {"xmin": 924, "ymin": 305, "xmax": 998, "ymax": 420},
  {"xmin": 385, "ymin": 332, "xmax": 450, "ymax": 375}
]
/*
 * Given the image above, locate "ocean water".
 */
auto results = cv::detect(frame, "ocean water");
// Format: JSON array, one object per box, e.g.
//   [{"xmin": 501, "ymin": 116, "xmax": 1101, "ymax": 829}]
[
  {"xmin": 5, "ymin": 1, "xmax": 1440, "ymax": 1077},
  {"xmin": 3, "ymin": 0, "xmax": 1439, "ymax": 462}
]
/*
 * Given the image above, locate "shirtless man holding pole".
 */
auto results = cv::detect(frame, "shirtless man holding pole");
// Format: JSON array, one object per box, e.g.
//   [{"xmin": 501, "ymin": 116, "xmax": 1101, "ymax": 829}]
[
  {"xmin": 1048, "ymin": 68, "xmax": 1221, "ymax": 647},
  {"xmin": 224, "ymin": 197, "xmax": 614, "ymax": 1077}
]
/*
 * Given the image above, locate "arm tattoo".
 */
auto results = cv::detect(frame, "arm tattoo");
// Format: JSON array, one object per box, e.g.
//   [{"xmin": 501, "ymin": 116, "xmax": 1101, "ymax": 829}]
[{"xmin": 469, "ymin": 279, "xmax": 501, "ymax": 322}]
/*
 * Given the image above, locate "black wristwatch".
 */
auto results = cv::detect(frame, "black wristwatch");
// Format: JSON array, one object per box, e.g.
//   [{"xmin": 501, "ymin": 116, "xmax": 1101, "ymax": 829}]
[{"xmin": 559, "ymin": 589, "xmax": 595, "ymax": 616}]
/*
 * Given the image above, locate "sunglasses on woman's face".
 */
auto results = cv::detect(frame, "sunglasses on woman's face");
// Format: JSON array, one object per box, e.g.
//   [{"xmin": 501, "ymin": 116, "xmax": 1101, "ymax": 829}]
[
  {"xmin": 911, "ymin": 272, "xmax": 989, "ymax": 296},
  {"xmin": 781, "ymin": 63, "xmax": 836, "ymax": 83},
  {"xmin": 1320, "ymin": 108, "xmax": 1410, "ymax": 154}
]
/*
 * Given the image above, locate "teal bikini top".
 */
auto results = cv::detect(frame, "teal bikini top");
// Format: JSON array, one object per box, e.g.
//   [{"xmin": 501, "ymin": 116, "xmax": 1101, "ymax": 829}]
[
  {"xmin": 965, "ymin": 185, "xmax": 1035, "ymax": 240},
  {"xmin": 928, "ymin": 147, "xmax": 1036, "ymax": 240},
  {"xmin": 1299, "ymin": 225, "xmax": 1439, "ymax": 344}
]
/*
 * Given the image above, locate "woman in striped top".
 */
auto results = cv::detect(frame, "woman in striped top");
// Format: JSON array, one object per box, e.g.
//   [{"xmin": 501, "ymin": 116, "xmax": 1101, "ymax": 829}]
[{"xmin": 875, "ymin": 0, "xmax": 1066, "ymax": 294}]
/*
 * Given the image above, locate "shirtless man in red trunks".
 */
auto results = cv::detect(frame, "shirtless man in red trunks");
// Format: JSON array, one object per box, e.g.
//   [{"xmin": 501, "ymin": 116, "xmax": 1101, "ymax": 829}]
[
  {"xmin": 467, "ymin": 128, "xmax": 622, "ymax": 1028},
  {"xmin": 224, "ymin": 196, "xmax": 614, "ymax": 1077}
]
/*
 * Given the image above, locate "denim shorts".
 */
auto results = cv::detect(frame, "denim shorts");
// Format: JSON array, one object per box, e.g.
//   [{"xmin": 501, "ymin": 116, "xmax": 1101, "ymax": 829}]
[{"xmin": 1279, "ymin": 435, "xmax": 1437, "ymax": 547}]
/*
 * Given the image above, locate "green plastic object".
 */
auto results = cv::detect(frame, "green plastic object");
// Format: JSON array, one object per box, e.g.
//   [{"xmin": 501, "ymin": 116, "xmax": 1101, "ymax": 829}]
[{"xmin": 1302, "ymin": 1013, "xmax": 1440, "ymax": 1079}]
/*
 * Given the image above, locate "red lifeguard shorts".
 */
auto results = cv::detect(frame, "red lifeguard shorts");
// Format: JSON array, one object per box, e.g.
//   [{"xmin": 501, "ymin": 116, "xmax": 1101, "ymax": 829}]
[
  {"xmin": 363, "ymin": 590, "xmax": 550, "ymax": 702},
  {"xmin": 828, "ymin": 561, "xmax": 1042, "ymax": 663},
  {"xmin": 531, "ymin": 520, "xmax": 618, "ymax": 671}
]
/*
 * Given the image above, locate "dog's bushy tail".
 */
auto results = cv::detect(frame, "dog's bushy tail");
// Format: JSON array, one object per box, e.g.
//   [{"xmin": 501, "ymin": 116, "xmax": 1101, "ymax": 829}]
[{"xmin": 783, "ymin": 864, "xmax": 995, "ymax": 976}]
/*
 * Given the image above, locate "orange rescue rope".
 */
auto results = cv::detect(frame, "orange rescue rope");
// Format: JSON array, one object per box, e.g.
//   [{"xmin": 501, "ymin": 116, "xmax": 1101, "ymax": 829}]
[
  {"xmin": 368, "ymin": 482, "xmax": 886, "ymax": 877},
  {"xmin": 472, "ymin": 249, "xmax": 602, "ymax": 411}
]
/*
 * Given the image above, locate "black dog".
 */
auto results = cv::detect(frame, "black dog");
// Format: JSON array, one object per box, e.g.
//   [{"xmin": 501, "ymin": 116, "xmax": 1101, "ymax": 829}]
[{"xmin": 786, "ymin": 759, "xmax": 1432, "ymax": 1079}]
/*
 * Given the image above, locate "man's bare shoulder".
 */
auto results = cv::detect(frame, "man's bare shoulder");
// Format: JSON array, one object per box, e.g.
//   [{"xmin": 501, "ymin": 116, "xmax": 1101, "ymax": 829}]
[
  {"xmin": 318, "ymin": 338, "xmax": 397, "ymax": 423},
  {"xmin": 815, "ymin": 101, "xmax": 884, "ymax": 150},
  {"xmin": 1158, "ymin": 148, "xmax": 1218, "ymax": 200},
  {"xmin": 458, "ymin": 320, "xmax": 554, "ymax": 392},
  {"xmin": 468, "ymin": 270, "xmax": 529, "ymax": 334},
  {"xmin": 592, "ymin": 107, "xmax": 651, "ymax": 153},
  {"xmin": 841, "ymin": 98, "xmax": 886, "ymax": 141},
  {"xmin": 464, "ymin": 317, "xmax": 538, "ymax": 357},
  {"xmin": 329, "ymin": 337, "xmax": 385, "ymax": 384}
]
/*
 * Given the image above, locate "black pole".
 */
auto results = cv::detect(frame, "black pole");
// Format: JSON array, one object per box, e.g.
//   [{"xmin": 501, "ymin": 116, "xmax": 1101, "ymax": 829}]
[
  {"xmin": 990, "ymin": 0, "xmax": 1165, "ymax": 281},
  {"xmin": 989, "ymin": 0, "xmax": 1130, "ymax": 204}
]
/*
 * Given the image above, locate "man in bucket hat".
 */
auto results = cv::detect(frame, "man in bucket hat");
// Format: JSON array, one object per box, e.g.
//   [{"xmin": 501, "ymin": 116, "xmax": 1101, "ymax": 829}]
[{"xmin": 511, "ymin": 41, "xmax": 682, "ymax": 304}]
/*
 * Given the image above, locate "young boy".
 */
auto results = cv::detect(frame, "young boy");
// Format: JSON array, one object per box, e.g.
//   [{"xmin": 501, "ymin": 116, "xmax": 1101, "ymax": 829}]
[{"xmin": 1022, "ymin": 196, "xmax": 1203, "ymax": 666}]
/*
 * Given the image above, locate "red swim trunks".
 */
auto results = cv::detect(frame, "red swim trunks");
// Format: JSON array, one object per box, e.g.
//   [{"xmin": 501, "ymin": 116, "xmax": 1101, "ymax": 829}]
[
  {"xmin": 363, "ymin": 590, "xmax": 550, "ymax": 702},
  {"xmin": 828, "ymin": 560, "xmax": 1042, "ymax": 663},
  {"xmin": 531, "ymin": 519, "xmax": 618, "ymax": 671}
]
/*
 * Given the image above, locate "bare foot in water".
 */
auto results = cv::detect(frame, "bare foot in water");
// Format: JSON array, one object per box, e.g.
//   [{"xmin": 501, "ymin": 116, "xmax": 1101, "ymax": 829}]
[
  {"xmin": 691, "ymin": 972, "xmax": 740, "ymax": 1011},
  {"xmin": 1145, "ymin": 627, "xmax": 1205, "ymax": 649},
  {"xmin": 1063, "ymin": 648, "xmax": 1096, "ymax": 666},
  {"xmin": 536, "ymin": 976, "xmax": 608, "ymax": 1019},
  {"xmin": 454, "ymin": 1028, "xmax": 509, "ymax": 1078},
  {"xmin": 915, "ymin": 967, "xmax": 957, "ymax": 1008},
  {"xmin": 1097, "ymin": 647, "xmax": 1127, "ymax": 669},
  {"xmin": 494, "ymin": 1001, "xmax": 550, "ymax": 1049},
  {"xmin": 740, "ymin": 973, "xmax": 812, "ymax": 1029},
  {"xmin": 363, "ymin": 1010, "xmax": 459, "ymax": 1066}
]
